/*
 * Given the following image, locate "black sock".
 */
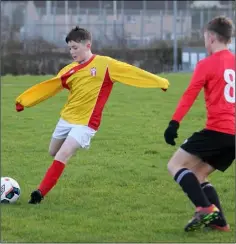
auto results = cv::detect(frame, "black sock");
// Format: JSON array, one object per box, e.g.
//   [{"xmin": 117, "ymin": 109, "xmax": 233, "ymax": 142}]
[
  {"xmin": 174, "ymin": 168, "xmax": 211, "ymax": 208},
  {"xmin": 201, "ymin": 182, "xmax": 227, "ymax": 226}
]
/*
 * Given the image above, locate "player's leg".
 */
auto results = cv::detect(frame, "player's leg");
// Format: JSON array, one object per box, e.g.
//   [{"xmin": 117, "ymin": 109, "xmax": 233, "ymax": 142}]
[
  {"xmin": 29, "ymin": 125, "xmax": 96, "ymax": 204},
  {"xmin": 167, "ymin": 130, "xmax": 225, "ymax": 231},
  {"xmin": 201, "ymin": 184, "xmax": 230, "ymax": 231},
  {"xmin": 168, "ymin": 148, "xmax": 220, "ymax": 231},
  {"xmin": 49, "ymin": 138, "xmax": 66, "ymax": 156},
  {"xmin": 190, "ymin": 162, "xmax": 230, "ymax": 231},
  {"xmin": 39, "ymin": 135, "xmax": 80, "ymax": 194},
  {"xmin": 48, "ymin": 118, "xmax": 71, "ymax": 156},
  {"xmin": 167, "ymin": 148, "xmax": 213, "ymax": 209},
  {"xmin": 169, "ymin": 129, "xmax": 234, "ymax": 231},
  {"xmin": 29, "ymin": 136, "xmax": 80, "ymax": 204},
  {"xmin": 191, "ymin": 132, "xmax": 235, "ymax": 232},
  {"xmin": 192, "ymin": 149, "xmax": 234, "ymax": 232},
  {"xmin": 168, "ymin": 148, "xmax": 218, "ymax": 202}
]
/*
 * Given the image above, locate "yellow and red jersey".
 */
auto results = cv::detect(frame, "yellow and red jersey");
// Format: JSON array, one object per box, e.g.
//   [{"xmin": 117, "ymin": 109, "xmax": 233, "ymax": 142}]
[{"xmin": 16, "ymin": 54, "xmax": 169, "ymax": 130}]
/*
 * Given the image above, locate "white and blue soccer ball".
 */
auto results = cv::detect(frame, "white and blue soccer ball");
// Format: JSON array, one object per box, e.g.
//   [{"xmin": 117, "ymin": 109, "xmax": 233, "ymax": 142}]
[{"xmin": 1, "ymin": 177, "xmax": 21, "ymax": 203}]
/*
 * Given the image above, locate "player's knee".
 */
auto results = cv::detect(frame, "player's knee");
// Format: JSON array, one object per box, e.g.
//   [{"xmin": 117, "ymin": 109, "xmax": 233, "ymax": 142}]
[
  {"xmin": 167, "ymin": 149, "xmax": 189, "ymax": 176},
  {"xmin": 55, "ymin": 147, "xmax": 75, "ymax": 163},
  {"xmin": 167, "ymin": 159, "xmax": 182, "ymax": 176}
]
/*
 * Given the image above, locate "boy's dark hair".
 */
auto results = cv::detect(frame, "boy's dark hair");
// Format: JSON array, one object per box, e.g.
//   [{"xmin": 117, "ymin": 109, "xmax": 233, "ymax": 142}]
[
  {"xmin": 205, "ymin": 16, "xmax": 234, "ymax": 44},
  {"xmin": 65, "ymin": 26, "xmax": 92, "ymax": 43}
]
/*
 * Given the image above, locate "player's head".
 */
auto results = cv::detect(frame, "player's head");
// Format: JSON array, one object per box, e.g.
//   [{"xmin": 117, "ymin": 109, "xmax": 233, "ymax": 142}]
[
  {"xmin": 65, "ymin": 26, "xmax": 92, "ymax": 62},
  {"xmin": 204, "ymin": 16, "xmax": 234, "ymax": 55}
]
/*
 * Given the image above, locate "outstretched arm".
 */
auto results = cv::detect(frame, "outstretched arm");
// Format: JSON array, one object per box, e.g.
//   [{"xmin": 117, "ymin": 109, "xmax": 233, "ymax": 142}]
[
  {"xmin": 15, "ymin": 62, "xmax": 79, "ymax": 111},
  {"xmin": 107, "ymin": 58, "xmax": 169, "ymax": 90},
  {"xmin": 15, "ymin": 77, "xmax": 63, "ymax": 111}
]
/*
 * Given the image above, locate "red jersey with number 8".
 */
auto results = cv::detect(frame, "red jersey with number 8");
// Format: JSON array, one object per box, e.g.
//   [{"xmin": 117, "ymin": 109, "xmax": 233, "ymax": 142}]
[{"xmin": 172, "ymin": 50, "xmax": 235, "ymax": 135}]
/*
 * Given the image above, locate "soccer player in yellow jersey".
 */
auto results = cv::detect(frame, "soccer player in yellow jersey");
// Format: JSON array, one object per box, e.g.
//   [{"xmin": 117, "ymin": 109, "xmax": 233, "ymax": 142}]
[{"xmin": 15, "ymin": 26, "xmax": 169, "ymax": 204}]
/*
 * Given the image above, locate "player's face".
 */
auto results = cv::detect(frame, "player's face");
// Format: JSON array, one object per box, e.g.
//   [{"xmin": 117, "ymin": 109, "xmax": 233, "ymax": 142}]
[{"xmin": 68, "ymin": 40, "xmax": 90, "ymax": 62}]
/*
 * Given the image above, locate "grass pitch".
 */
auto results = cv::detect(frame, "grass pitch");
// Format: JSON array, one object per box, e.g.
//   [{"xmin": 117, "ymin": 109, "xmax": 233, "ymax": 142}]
[{"xmin": 1, "ymin": 74, "xmax": 235, "ymax": 243}]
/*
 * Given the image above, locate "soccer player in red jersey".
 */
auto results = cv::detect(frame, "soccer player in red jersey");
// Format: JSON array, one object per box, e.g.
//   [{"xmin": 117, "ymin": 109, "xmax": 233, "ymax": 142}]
[
  {"xmin": 15, "ymin": 26, "xmax": 169, "ymax": 204},
  {"xmin": 164, "ymin": 16, "xmax": 235, "ymax": 232}
]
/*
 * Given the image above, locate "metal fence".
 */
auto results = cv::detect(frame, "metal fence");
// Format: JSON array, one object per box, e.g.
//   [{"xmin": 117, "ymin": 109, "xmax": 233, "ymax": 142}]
[
  {"xmin": 1, "ymin": 1, "xmax": 235, "ymax": 73},
  {"xmin": 1, "ymin": 1, "xmax": 235, "ymax": 48}
]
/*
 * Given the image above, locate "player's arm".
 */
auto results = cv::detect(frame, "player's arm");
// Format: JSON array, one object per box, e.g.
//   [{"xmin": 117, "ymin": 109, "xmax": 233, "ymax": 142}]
[
  {"xmin": 164, "ymin": 61, "xmax": 207, "ymax": 145},
  {"xmin": 107, "ymin": 58, "xmax": 169, "ymax": 90},
  {"xmin": 172, "ymin": 62, "xmax": 206, "ymax": 122},
  {"xmin": 15, "ymin": 62, "xmax": 79, "ymax": 112},
  {"xmin": 15, "ymin": 76, "xmax": 63, "ymax": 112}
]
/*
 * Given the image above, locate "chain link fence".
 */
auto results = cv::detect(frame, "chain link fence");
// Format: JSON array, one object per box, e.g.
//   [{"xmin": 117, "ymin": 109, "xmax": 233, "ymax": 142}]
[
  {"xmin": 1, "ymin": 1, "xmax": 235, "ymax": 74},
  {"xmin": 2, "ymin": 1, "xmax": 235, "ymax": 48}
]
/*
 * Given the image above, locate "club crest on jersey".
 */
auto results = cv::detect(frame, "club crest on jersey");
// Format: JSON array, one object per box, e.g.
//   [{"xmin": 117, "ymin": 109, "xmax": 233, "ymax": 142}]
[{"xmin": 90, "ymin": 67, "xmax": 97, "ymax": 77}]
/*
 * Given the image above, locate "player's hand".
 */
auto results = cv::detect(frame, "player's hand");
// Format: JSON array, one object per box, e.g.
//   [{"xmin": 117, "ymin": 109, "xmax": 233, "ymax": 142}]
[
  {"xmin": 164, "ymin": 120, "xmax": 179, "ymax": 146},
  {"xmin": 16, "ymin": 102, "xmax": 24, "ymax": 112}
]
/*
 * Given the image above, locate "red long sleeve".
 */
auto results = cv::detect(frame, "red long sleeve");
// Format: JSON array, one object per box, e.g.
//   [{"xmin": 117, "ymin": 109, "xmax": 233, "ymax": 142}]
[{"xmin": 172, "ymin": 62, "xmax": 206, "ymax": 122}]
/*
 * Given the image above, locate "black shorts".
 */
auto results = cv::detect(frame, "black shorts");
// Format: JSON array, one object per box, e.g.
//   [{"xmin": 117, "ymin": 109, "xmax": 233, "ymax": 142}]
[{"xmin": 180, "ymin": 129, "xmax": 235, "ymax": 172}]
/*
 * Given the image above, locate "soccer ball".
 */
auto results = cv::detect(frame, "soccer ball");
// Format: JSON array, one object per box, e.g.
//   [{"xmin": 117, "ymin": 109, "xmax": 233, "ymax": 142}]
[{"xmin": 1, "ymin": 177, "xmax": 21, "ymax": 203}]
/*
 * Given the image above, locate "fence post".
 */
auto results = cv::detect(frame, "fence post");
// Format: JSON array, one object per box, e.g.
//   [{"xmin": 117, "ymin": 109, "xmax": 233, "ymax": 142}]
[
  {"xmin": 200, "ymin": 9, "xmax": 204, "ymax": 30},
  {"xmin": 160, "ymin": 10, "xmax": 163, "ymax": 40},
  {"xmin": 65, "ymin": 1, "xmax": 68, "ymax": 33},
  {"xmin": 173, "ymin": 0, "xmax": 178, "ymax": 72}
]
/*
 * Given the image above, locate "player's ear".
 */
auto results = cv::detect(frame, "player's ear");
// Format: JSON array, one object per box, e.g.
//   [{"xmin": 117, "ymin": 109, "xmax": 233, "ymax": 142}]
[
  {"xmin": 208, "ymin": 33, "xmax": 213, "ymax": 44},
  {"xmin": 87, "ymin": 43, "xmax": 91, "ymax": 49}
]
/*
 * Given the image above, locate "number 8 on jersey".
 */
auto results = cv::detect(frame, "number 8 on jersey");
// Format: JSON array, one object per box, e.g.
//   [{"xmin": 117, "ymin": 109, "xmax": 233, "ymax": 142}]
[{"xmin": 224, "ymin": 69, "xmax": 235, "ymax": 103}]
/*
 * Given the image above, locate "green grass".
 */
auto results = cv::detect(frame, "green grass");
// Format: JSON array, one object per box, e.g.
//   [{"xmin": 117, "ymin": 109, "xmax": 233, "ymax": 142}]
[{"xmin": 1, "ymin": 74, "xmax": 235, "ymax": 243}]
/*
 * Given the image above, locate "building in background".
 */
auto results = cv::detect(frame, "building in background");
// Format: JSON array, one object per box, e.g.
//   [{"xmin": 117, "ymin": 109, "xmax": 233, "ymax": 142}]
[
  {"xmin": 1, "ymin": 0, "xmax": 234, "ymax": 48},
  {"xmin": 1, "ymin": 0, "xmax": 235, "ymax": 72},
  {"xmin": 182, "ymin": 37, "xmax": 235, "ymax": 71}
]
